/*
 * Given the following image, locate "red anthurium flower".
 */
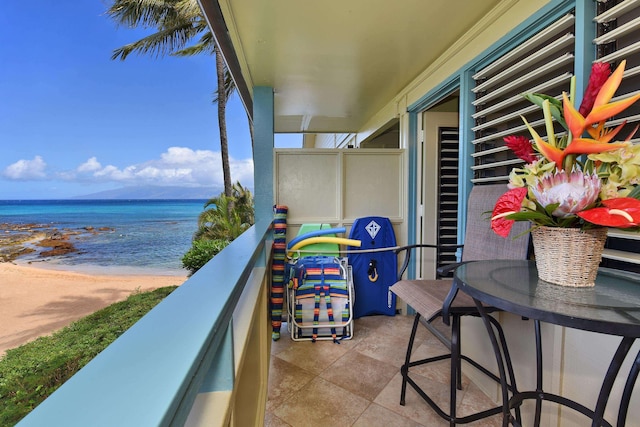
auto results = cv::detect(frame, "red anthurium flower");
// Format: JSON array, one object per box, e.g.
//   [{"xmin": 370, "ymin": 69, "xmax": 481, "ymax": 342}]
[
  {"xmin": 504, "ymin": 135, "xmax": 537, "ymax": 163},
  {"xmin": 491, "ymin": 188, "xmax": 528, "ymax": 237},
  {"xmin": 579, "ymin": 62, "xmax": 611, "ymax": 116},
  {"xmin": 577, "ymin": 197, "xmax": 640, "ymax": 228},
  {"xmin": 603, "ymin": 198, "xmax": 640, "ymax": 210}
]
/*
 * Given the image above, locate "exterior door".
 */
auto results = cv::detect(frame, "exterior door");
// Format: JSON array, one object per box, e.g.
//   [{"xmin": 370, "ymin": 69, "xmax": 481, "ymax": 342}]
[{"xmin": 418, "ymin": 111, "xmax": 459, "ymax": 279}]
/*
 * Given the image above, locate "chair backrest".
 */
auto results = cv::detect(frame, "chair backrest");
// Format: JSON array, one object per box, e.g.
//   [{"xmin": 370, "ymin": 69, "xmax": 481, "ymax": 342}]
[{"xmin": 461, "ymin": 184, "xmax": 530, "ymax": 262}]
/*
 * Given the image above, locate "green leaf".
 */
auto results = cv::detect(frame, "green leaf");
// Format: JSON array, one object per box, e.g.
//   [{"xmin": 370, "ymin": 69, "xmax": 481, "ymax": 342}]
[
  {"xmin": 523, "ymin": 93, "xmax": 561, "ymax": 109},
  {"xmin": 628, "ymin": 186, "xmax": 640, "ymax": 199},
  {"xmin": 557, "ymin": 216, "xmax": 580, "ymax": 228},
  {"xmin": 506, "ymin": 211, "xmax": 556, "ymax": 226},
  {"xmin": 522, "ymin": 93, "xmax": 568, "ymax": 131},
  {"xmin": 541, "ymin": 202, "xmax": 560, "ymax": 217}
]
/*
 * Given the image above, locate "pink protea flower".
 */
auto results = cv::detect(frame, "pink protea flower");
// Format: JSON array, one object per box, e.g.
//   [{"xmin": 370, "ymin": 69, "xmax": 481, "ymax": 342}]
[
  {"xmin": 531, "ymin": 169, "xmax": 601, "ymax": 217},
  {"xmin": 504, "ymin": 135, "xmax": 537, "ymax": 163},
  {"xmin": 579, "ymin": 62, "xmax": 611, "ymax": 116}
]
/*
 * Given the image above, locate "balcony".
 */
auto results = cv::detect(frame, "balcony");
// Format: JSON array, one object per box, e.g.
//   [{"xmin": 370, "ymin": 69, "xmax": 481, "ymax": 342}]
[{"xmin": 15, "ymin": 216, "xmax": 502, "ymax": 426}]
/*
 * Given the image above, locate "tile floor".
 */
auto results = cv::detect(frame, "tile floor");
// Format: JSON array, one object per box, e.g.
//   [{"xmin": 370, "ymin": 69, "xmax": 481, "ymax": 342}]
[{"xmin": 265, "ymin": 315, "xmax": 503, "ymax": 426}]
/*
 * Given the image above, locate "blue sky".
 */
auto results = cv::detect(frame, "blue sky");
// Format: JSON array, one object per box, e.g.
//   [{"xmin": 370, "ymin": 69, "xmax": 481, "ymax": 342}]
[{"xmin": 0, "ymin": 2, "xmax": 298, "ymax": 199}]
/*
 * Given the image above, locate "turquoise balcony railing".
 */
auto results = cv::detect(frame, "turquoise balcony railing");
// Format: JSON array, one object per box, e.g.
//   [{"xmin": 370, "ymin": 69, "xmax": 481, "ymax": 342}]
[{"xmin": 18, "ymin": 220, "xmax": 273, "ymax": 427}]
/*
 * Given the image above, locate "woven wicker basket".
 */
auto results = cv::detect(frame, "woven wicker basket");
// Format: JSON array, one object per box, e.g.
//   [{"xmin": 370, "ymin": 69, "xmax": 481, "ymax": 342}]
[{"xmin": 531, "ymin": 226, "xmax": 608, "ymax": 287}]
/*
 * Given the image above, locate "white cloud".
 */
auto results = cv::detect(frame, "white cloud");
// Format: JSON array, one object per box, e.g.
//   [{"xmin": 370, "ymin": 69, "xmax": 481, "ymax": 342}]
[
  {"xmin": 230, "ymin": 158, "xmax": 255, "ymax": 185},
  {"xmin": 77, "ymin": 157, "xmax": 102, "ymax": 172},
  {"xmin": 74, "ymin": 147, "xmax": 253, "ymax": 188},
  {"xmin": 3, "ymin": 147, "xmax": 255, "ymax": 190},
  {"xmin": 161, "ymin": 147, "xmax": 218, "ymax": 165},
  {"xmin": 2, "ymin": 156, "xmax": 47, "ymax": 180}
]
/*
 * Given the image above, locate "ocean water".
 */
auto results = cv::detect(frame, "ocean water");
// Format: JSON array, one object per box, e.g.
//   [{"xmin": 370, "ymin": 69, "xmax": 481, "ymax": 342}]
[{"xmin": 0, "ymin": 200, "xmax": 207, "ymax": 275}]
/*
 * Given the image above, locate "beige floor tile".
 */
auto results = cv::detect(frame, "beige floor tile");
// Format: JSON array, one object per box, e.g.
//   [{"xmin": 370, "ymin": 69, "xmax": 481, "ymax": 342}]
[
  {"xmin": 373, "ymin": 372, "xmax": 450, "ymax": 426},
  {"xmin": 370, "ymin": 314, "xmax": 434, "ymax": 344},
  {"xmin": 267, "ymin": 356, "xmax": 316, "ymax": 412},
  {"xmin": 352, "ymin": 314, "xmax": 389, "ymax": 331},
  {"xmin": 407, "ymin": 341, "xmax": 471, "ymax": 388},
  {"xmin": 272, "ymin": 377, "xmax": 370, "ymax": 426},
  {"xmin": 264, "ymin": 411, "xmax": 292, "ymax": 427},
  {"xmin": 337, "ymin": 320, "xmax": 377, "ymax": 347},
  {"xmin": 319, "ymin": 351, "xmax": 397, "ymax": 401},
  {"xmin": 271, "ymin": 329, "xmax": 294, "ymax": 355},
  {"xmin": 353, "ymin": 327, "xmax": 414, "ymax": 368},
  {"xmin": 275, "ymin": 338, "xmax": 350, "ymax": 375},
  {"xmin": 458, "ymin": 382, "xmax": 504, "ymax": 426},
  {"xmin": 352, "ymin": 403, "xmax": 425, "ymax": 427}
]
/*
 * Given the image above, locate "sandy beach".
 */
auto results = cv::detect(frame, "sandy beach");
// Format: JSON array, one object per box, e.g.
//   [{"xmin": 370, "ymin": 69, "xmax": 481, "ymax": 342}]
[{"xmin": 0, "ymin": 262, "xmax": 186, "ymax": 356}]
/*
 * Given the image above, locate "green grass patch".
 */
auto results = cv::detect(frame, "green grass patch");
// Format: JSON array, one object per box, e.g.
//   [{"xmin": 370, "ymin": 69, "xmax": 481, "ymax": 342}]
[{"xmin": 0, "ymin": 286, "xmax": 177, "ymax": 426}]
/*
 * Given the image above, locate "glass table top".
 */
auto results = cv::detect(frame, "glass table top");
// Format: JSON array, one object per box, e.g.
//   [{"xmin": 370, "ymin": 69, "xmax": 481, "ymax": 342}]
[{"xmin": 454, "ymin": 260, "xmax": 640, "ymax": 337}]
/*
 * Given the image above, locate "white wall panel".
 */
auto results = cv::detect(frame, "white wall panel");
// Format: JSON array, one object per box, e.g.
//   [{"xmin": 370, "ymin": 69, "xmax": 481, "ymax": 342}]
[{"xmin": 274, "ymin": 148, "xmax": 406, "ymax": 246}]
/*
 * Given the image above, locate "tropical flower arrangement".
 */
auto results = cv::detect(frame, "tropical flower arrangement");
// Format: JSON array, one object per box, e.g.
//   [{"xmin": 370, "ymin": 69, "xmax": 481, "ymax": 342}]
[{"xmin": 491, "ymin": 60, "xmax": 640, "ymax": 238}]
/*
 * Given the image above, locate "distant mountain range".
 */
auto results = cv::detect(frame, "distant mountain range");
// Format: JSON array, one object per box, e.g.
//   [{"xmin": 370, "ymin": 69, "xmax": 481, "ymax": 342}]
[{"xmin": 73, "ymin": 186, "xmax": 222, "ymax": 200}]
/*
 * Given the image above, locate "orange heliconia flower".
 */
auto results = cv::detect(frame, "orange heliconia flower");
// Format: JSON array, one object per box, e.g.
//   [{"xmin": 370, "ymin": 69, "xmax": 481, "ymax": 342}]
[{"xmin": 533, "ymin": 60, "xmax": 640, "ymax": 168}]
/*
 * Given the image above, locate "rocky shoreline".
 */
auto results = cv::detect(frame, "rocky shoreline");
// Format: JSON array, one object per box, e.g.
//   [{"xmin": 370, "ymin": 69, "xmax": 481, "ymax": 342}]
[{"xmin": 0, "ymin": 223, "xmax": 115, "ymax": 263}]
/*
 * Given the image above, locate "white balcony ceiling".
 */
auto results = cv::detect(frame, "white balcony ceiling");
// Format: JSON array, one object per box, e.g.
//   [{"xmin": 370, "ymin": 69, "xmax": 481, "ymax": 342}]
[{"xmin": 204, "ymin": 0, "xmax": 503, "ymax": 133}]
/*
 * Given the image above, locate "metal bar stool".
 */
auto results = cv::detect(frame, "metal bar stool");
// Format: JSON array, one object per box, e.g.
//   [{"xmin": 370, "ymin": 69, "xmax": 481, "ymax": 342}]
[{"xmin": 390, "ymin": 184, "xmax": 531, "ymax": 425}]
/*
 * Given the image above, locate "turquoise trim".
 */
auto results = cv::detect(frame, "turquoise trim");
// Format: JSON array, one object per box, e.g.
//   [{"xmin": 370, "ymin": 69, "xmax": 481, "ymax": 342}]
[
  {"xmin": 458, "ymin": 70, "xmax": 475, "ymax": 249},
  {"xmin": 408, "ymin": 74, "xmax": 462, "ymax": 113},
  {"xmin": 255, "ymin": 242, "xmax": 267, "ymax": 268},
  {"xmin": 407, "ymin": 111, "xmax": 418, "ymax": 278},
  {"xmin": 199, "ymin": 322, "xmax": 234, "ymax": 393},
  {"xmin": 253, "ymin": 86, "xmax": 275, "ymax": 224},
  {"xmin": 406, "ymin": 112, "xmax": 418, "ymax": 315},
  {"xmin": 574, "ymin": 0, "xmax": 597, "ymax": 98}
]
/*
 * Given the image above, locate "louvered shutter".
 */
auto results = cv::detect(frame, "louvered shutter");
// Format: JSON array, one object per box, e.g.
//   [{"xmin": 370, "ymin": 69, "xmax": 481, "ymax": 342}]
[
  {"xmin": 471, "ymin": 13, "xmax": 576, "ymax": 184},
  {"xmin": 595, "ymin": 0, "xmax": 640, "ymax": 274},
  {"xmin": 438, "ymin": 127, "xmax": 459, "ymax": 270}
]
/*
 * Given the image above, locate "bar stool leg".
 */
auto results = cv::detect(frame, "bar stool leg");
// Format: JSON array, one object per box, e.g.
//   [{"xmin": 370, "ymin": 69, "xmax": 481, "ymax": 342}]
[
  {"xmin": 400, "ymin": 313, "xmax": 421, "ymax": 406},
  {"xmin": 488, "ymin": 315, "xmax": 521, "ymax": 423},
  {"xmin": 450, "ymin": 314, "xmax": 461, "ymax": 426},
  {"xmin": 533, "ymin": 320, "xmax": 543, "ymax": 427},
  {"xmin": 472, "ymin": 299, "xmax": 512, "ymax": 426}
]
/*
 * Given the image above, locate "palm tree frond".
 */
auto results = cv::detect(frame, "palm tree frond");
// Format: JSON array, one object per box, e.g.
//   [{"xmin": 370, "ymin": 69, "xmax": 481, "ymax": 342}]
[
  {"xmin": 172, "ymin": 41, "xmax": 212, "ymax": 57},
  {"xmin": 111, "ymin": 22, "xmax": 199, "ymax": 60},
  {"xmin": 106, "ymin": 0, "xmax": 184, "ymax": 29},
  {"xmin": 174, "ymin": 0, "xmax": 203, "ymax": 18}
]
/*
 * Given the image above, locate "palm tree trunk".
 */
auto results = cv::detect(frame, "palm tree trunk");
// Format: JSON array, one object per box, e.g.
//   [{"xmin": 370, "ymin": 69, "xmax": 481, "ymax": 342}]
[
  {"xmin": 247, "ymin": 113, "xmax": 254, "ymax": 156},
  {"xmin": 215, "ymin": 44, "xmax": 232, "ymax": 198}
]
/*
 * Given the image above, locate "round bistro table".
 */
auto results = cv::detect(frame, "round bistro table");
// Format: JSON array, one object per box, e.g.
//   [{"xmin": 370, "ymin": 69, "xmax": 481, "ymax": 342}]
[{"xmin": 454, "ymin": 260, "xmax": 640, "ymax": 427}]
